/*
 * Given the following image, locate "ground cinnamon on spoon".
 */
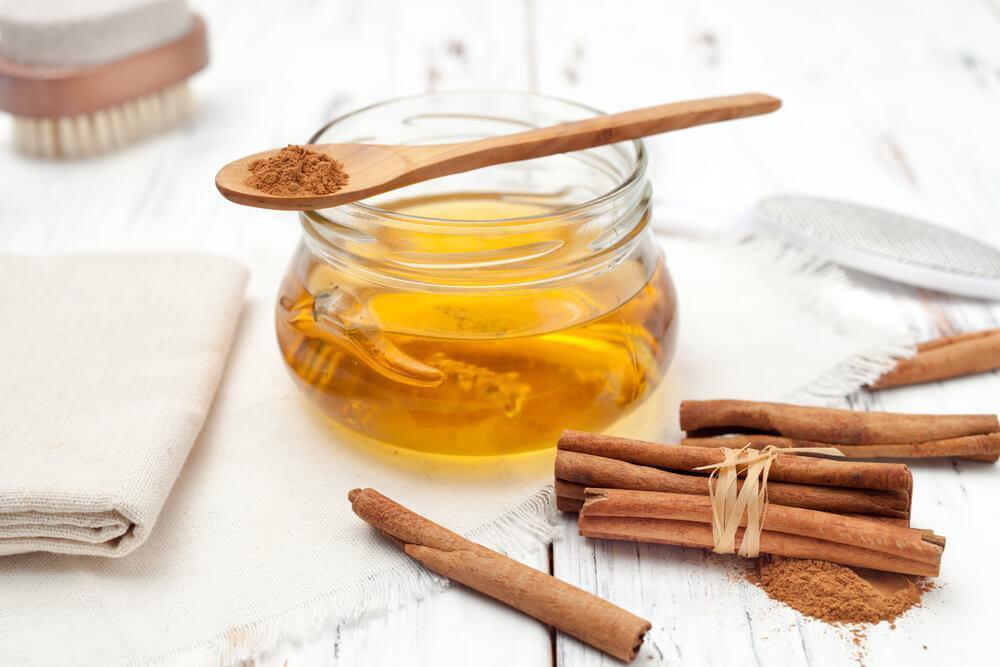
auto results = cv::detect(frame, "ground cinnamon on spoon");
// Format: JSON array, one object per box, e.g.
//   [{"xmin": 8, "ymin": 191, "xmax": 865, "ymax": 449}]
[{"xmin": 246, "ymin": 144, "xmax": 349, "ymax": 196}]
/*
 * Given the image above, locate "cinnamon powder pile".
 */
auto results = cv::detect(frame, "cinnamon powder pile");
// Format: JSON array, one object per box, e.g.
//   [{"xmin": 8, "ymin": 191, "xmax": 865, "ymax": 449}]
[
  {"xmin": 246, "ymin": 145, "xmax": 349, "ymax": 196},
  {"xmin": 748, "ymin": 556, "xmax": 929, "ymax": 625}
]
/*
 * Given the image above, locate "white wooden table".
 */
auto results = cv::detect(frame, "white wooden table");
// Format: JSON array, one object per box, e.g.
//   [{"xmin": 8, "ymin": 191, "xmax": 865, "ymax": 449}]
[{"xmin": 3, "ymin": 1, "xmax": 1000, "ymax": 664}]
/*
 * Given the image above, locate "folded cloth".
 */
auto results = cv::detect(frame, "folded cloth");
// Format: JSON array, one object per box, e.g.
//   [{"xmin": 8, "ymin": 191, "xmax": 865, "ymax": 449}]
[{"xmin": 0, "ymin": 252, "xmax": 247, "ymax": 557}]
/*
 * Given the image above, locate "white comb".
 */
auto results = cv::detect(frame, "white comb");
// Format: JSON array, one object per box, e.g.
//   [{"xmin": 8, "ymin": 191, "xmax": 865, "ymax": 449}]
[{"xmin": 756, "ymin": 195, "xmax": 1000, "ymax": 300}]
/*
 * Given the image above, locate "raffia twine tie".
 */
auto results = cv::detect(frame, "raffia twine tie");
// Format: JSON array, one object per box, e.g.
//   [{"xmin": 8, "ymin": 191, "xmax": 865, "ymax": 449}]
[{"xmin": 694, "ymin": 444, "xmax": 844, "ymax": 557}]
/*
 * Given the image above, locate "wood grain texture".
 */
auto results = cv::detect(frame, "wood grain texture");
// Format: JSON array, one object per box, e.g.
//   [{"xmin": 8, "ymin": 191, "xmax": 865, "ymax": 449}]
[{"xmin": 3, "ymin": 0, "xmax": 1000, "ymax": 665}]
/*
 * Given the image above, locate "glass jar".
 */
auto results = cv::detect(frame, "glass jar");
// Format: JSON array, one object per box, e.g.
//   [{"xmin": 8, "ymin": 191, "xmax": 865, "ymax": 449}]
[{"xmin": 275, "ymin": 92, "xmax": 677, "ymax": 456}]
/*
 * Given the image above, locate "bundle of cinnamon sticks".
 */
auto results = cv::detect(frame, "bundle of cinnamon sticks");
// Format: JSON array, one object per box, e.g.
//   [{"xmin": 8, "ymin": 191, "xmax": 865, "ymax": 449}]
[
  {"xmin": 555, "ymin": 430, "xmax": 947, "ymax": 576},
  {"xmin": 556, "ymin": 430, "xmax": 913, "ymax": 519},
  {"xmin": 680, "ymin": 399, "xmax": 1000, "ymax": 462}
]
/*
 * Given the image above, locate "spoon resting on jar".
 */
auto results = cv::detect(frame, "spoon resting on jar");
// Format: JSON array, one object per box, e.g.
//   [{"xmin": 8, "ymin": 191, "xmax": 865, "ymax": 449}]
[{"xmin": 215, "ymin": 92, "xmax": 780, "ymax": 211}]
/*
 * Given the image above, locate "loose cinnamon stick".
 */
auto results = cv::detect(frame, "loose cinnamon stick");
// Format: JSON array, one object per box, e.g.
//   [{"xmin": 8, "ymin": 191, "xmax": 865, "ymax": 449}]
[
  {"xmin": 579, "ymin": 515, "xmax": 938, "ymax": 577},
  {"xmin": 559, "ymin": 430, "xmax": 913, "ymax": 492},
  {"xmin": 582, "ymin": 490, "xmax": 941, "ymax": 567},
  {"xmin": 349, "ymin": 488, "xmax": 650, "ymax": 662},
  {"xmin": 682, "ymin": 433, "xmax": 1000, "ymax": 463},
  {"xmin": 555, "ymin": 450, "xmax": 909, "ymax": 518},
  {"xmin": 679, "ymin": 399, "xmax": 998, "ymax": 444},
  {"xmin": 871, "ymin": 328, "xmax": 1000, "ymax": 389}
]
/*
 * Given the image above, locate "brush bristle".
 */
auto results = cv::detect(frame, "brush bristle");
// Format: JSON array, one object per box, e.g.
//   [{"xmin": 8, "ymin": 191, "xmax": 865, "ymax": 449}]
[{"xmin": 12, "ymin": 82, "xmax": 194, "ymax": 158}]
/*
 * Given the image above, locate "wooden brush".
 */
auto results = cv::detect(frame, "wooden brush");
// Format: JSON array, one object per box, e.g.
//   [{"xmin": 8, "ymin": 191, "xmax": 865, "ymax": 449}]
[{"xmin": 0, "ymin": 0, "xmax": 208, "ymax": 158}]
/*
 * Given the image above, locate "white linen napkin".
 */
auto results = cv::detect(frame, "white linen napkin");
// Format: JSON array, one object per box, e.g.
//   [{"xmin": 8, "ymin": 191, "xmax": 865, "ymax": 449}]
[
  {"xmin": 0, "ymin": 252, "xmax": 248, "ymax": 557},
  {"xmin": 0, "ymin": 234, "xmax": 910, "ymax": 664}
]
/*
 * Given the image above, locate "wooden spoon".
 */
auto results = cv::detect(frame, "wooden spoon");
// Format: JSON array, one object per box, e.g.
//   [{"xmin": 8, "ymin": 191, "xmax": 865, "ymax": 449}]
[{"xmin": 215, "ymin": 93, "xmax": 780, "ymax": 211}]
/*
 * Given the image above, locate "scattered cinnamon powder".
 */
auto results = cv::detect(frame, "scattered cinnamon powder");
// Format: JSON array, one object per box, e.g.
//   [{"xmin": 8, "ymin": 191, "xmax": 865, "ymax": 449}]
[
  {"xmin": 246, "ymin": 145, "xmax": 349, "ymax": 196},
  {"xmin": 748, "ymin": 556, "xmax": 929, "ymax": 625}
]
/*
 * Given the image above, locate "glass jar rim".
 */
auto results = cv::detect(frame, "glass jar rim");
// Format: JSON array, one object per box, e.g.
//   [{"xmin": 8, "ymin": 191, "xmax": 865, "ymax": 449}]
[{"xmin": 303, "ymin": 90, "xmax": 648, "ymax": 227}]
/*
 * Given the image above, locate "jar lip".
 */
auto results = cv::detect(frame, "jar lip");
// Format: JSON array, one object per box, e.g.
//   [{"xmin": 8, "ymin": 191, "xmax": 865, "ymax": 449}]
[{"xmin": 304, "ymin": 90, "xmax": 648, "ymax": 226}]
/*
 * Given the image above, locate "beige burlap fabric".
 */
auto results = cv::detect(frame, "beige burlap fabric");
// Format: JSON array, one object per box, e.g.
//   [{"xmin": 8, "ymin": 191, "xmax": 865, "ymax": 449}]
[{"xmin": 0, "ymin": 252, "xmax": 247, "ymax": 556}]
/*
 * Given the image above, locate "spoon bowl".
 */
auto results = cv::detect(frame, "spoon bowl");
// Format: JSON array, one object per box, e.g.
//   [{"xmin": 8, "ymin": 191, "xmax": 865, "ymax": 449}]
[{"xmin": 215, "ymin": 143, "xmax": 416, "ymax": 211}]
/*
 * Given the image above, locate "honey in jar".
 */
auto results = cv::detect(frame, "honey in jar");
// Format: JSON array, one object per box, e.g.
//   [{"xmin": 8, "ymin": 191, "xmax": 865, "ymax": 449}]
[{"xmin": 275, "ymin": 93, "xmax": 678, "ymax": 455}]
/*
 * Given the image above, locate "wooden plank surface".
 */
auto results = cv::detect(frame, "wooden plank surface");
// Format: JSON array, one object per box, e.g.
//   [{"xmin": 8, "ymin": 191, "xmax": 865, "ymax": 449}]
[
  {"xmin": 2, "ymin": 0, "xmax": 1000, "ymax": 665},
  {"xmin": 260, "ymin": 547, "xmax": 553, "ymax": 667}
]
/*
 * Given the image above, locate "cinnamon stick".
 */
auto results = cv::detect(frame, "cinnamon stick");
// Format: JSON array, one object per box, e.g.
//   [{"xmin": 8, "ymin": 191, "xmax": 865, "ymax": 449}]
[
  {"xmin": 679, "ymin": 399, "xmax": 998, "ymax": 444},
  {"xmin": 348, "ymin": 488, "xmax": 650, "ymax": 662},
  {"xmin": 841, "ymin": 513, "xmax": 913, "ymax": 528},
  {"xmin": 562, "ymin": 492, "xmax": 939, "ymax": 541},
  {"xmin": 556, "ymin": 496, "xmax": 925, "ymax": 523},
  {"xmin": 582, "ymin": 490, "xmax": 940, "ymax": 566},
  {"xmin": 556, "ymin": 478, "xmax": 588, "ymax": 501},
  {"xmin": 578, "ymin": 490, "xmax": 942, "ymax": 577},
  {"xmin": 580, "ymin": 516, "xmax": 938, "ymax": 577},
  {"xmin": 871, "ymin": 328, "xmax": 1000, "ymax": 389},
  {"xmin": 556, "ymin": 477, "xmax": 913, "ymax": 526},
  {"xmin": 555, "ymin": 450, "xmax": 909, "ymax": 518},
  {"xmin": 557, "ymin": 495, "xmax": 585, "ymax": 513},
  {"xmin": 682, "ymin": 433, "xmax": 1000, "ymax": 463},
  {"xmin": 559, "ymin": 430, "xmax": 913, "ymax": 492}
]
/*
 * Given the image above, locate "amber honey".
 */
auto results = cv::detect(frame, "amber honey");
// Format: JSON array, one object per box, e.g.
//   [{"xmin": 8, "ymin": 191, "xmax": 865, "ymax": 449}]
[{"xmin": 276, "ymin": 195, "xmax": 677, "ymax": 455}]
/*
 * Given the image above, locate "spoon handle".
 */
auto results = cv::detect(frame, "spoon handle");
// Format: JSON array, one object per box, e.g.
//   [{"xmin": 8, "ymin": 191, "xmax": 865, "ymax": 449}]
[{"xmin": 411, "ymin": 93, "xmax": 781, "ymax": 173}]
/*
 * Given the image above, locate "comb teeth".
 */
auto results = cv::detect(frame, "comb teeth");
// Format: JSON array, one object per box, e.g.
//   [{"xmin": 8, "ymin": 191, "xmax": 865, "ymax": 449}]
[{"xmin": 12, "ymin": 82, "xmax": 194, "ymax": 158}]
